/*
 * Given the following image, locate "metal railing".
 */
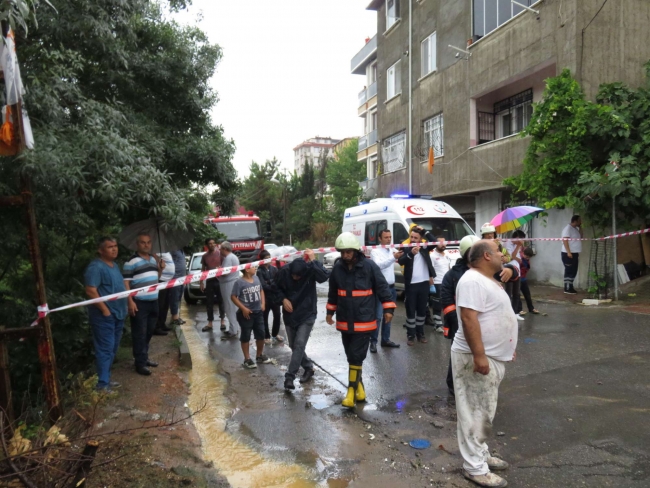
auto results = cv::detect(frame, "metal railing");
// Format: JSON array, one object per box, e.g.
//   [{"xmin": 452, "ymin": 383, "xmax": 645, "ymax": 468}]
[
  {"xmin": 358, "ymin": 88, "xmax": 367, "ymax": 107},
  {"xmin": 367, "ymin": 129, "xmax": 378, "ymax": 147},
  {"xmin": 358, "ymin": 134, "xmax": 368, "ymax": 151},
  {"xmin": 368, "ymin": 81, "xmax": 377, "ymax": 99}
]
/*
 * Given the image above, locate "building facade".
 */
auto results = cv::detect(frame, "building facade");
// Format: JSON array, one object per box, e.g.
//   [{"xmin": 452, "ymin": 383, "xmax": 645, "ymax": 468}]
[
  {"xmin": 293, "ymin": 137, "xmax": 340, "ymax": 175},
  {"xmin": 351, "ymin": 0, "xmax": 650, "ymax": 285}
]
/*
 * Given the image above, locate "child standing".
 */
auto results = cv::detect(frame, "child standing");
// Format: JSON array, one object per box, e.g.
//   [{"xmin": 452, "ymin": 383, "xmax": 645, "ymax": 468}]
[
  {"xmin": 231, "ymin": 266, "xmax": 272, "ymax": 369},
  {"xmin": 519, "ymin": 247, "xmax": 540, "ymax": 315}
]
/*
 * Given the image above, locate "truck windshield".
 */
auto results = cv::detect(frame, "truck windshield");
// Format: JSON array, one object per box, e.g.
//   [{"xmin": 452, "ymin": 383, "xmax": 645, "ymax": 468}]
[
  {"xmin": 211, "ymin": 221, "xmax": 261, "ymax": 240},
  {"xmin": 409, "ymin": 218, "xmax": 474, "ymax": 242}
]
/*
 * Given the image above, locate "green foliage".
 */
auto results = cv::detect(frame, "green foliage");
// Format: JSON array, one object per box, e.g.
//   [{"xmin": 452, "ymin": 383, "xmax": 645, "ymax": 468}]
[
  {"xmin": 506, "ymin": 67, "xmax": 650, "ymax": 229},
  {"xmin": 0, "ymin": 0, "xmax": 236, "ymax": 403},
  {"xmin": 326, "ymin": 139, "xmax": 363, "ymax": 216},
  {"xmin": 0, "ymin": 0, "xmax": 56, "ymax": 36},
  {"xmin": 587, "ymin": 271, "xmax": 608, "ymax": 299}
]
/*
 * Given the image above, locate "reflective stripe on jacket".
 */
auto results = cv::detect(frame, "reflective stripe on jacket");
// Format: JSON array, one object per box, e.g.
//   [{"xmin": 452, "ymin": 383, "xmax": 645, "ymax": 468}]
[{"xmin": 327, "ymin": 253, "xmax": 396, "ymax": 334}]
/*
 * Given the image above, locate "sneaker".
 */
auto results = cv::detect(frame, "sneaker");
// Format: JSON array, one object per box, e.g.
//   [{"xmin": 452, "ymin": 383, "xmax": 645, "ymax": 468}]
[
  {"xmin": 565, "ymin": 287, "xmax": 578, "ymax": 295},
  {"xmin": 487, "ymin": 456, "xmax": 509, "ymax": 471},
  {"xmin": 369, "ymin": 342, "xmax": 378, "ymax": 353},
  {"xmin": 516, "ymin": 315, "xmax": 525, "ymax": 321},
  {"xmin": 243, "ymin": 359, "xmax": 257, "ymax": 369},
  {"xmin": 256, "ymin": 354, "xmax": 272, "ymax": 364},
  {"xmin": 434, "ymin": 326, "xmax": 444, "ymax": 333},
  {"xmin": 381, "ymin": 340, "xmax": 400, "ymax": 348},
  {"xmin": 109, "ymin": 381, "xmax": 121, "ymax": 388},
  {"xmin": 463, "ymin": 470, "xmax": 508, "ymax": 487}
]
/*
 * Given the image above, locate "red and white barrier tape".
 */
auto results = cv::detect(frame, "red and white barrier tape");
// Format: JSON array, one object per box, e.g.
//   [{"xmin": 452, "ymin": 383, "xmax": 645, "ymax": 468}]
[{"xmin": 27, "ymin": 227, "xmax": 650, "ymax": 326}]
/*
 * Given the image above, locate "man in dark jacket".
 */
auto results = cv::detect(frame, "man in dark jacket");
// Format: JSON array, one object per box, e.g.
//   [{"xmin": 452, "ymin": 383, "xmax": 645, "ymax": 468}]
[
  {"xmin": 277, "ymin": 249, "xmax": 330, "ymax": 390},
  {"xmin": 441, "ymin": 236, "xmax": 519, "ymax": 396},
  {"xmin": 397, "ymin": 226, "xmax": 436, "ymax": 345},
  {"xmin": 257, "ymin": 250, "xmax": 284, "ymax": 344},
  {"xmin": 326, "ymin": 232, "xmax": 397, "ymax": 408}
]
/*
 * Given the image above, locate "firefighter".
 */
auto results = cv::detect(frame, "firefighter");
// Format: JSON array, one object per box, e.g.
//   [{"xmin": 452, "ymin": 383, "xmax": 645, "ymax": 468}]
[
  {"xmin": 326, "ymin": 232, "xmax": 397, "ymax": 408},
  {"xmin": 441, "ymin": 235, "xmax": 519, "ymax": 396}
]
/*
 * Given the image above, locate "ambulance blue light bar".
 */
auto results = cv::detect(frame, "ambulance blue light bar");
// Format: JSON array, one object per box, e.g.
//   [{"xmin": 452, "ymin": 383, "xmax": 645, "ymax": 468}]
[{"xmin": 390, "ymin": 194, "xmax": 432, "ymax": 199}]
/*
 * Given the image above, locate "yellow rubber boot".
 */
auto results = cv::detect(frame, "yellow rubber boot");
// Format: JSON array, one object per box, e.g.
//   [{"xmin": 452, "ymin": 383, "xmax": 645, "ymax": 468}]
[
  {"xmin": 355, "ymin": 369, "xmax": 366, "ymax": 402},
  {"xmin": 342, "ymin": 365, "xmax": 360, "ymax": 408}
]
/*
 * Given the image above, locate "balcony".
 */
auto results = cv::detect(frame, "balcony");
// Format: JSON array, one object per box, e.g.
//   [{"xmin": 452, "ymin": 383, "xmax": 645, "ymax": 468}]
[
  {"xmin": 358, "ymin": 134, "xmax": 368, "ymax": 152},
  {"xmin": 351, "ymin": 35, "xmax": 377, "ymax": 75},
  {"xmin": 358, "ymin": 81, "xmax": 378, "ymax": 113},
  {"xmin": 358, "ymin": 88, "xmax": 367, "ymax": 107},
  {"xmin": 357, "ymin": 129, "xmax": 377, "ymax": 153}
]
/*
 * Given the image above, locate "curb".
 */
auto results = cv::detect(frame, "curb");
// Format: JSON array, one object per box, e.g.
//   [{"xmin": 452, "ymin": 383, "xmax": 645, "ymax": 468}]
[{"xmin": 174, "ymin": 324, "xmax": 192, "ymax": 369}]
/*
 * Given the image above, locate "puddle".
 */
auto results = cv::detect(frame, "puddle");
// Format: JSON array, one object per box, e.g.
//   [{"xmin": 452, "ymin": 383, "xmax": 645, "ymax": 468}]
[
  {"xmin": 306, "ymin": 393, "xmax": 333, "ymax": 410},
  {"xmin": 183, "ymin": 321, "xmax": 316, "ymax": 487}
]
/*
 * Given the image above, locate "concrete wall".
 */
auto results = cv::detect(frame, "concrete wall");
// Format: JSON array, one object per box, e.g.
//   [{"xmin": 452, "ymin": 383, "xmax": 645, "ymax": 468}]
[{"xmin": 528, "ymin": 208, "xmax": 576, "ymax": 287}]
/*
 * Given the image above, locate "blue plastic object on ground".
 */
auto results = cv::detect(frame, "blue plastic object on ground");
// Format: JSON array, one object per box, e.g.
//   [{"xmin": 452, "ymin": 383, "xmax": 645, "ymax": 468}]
[{"xmin": 409, "ymin": 439, "xmax": 431, "ymax": 449}]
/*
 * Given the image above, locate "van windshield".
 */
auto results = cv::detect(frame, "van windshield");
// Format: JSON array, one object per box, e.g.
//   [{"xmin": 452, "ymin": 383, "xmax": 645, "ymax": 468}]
[{"xmin": 409, "ymin": 218, "xmax": 474, "ymax": 242}]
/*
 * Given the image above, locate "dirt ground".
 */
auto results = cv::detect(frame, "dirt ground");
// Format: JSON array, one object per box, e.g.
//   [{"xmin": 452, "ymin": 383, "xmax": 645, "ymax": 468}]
[{"xmin": 85, "ymin": 331, "xmax": 230, "ymax": 488}]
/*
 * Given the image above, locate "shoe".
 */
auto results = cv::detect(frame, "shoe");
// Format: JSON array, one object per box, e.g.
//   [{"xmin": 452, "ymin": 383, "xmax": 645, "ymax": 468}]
[
  {"xmin": 153, "ymin": 329, "xmax": 168, "ymax": 336},
  {"xmin": 417, "ymin": 336, "xmax": 428, "ymax": 344},
  {"xmin": 221, "ymin": 331, "xmax": 237, "ymax": 340},
  {"xmin": 146, "ymin": 360, "xmax": 158, "ymax": 367},
  {"xmin": 136, "ymin": 367, "xmax": 151, "ymax": 376},
  {"xmin": 284, "ymin": 377, "xmax": 295, "ymax": 390},
  {"xmin": 274, "ymin": 335, "xmax": 284, "ymax": 342},
  {"xmin": 487, "ymin": 456, "xmax": 509, "ymax": 471},
  {"xmin": 516, "ymin": 315, "xmax": 525, "ymax": 321},
  {"xmin": 434, "ymin": 326, "xmax": 444, "ymax": 333},
  {"xmin": 243, "ymin": 359, "xmax": 257, "ymax": 369},
  {"xmin": 369, "ymin": 342, "xmax": 378, "ymax": 353},
  {"xmin": 96, "ymin": 387, "xmax": 115, "ymax": 395},
  {"xmin": 109, "ymin": 381, "xmax": 121, "ymax": 388},
  {"xmin": 201, "ymin": 325, "xmax": 213, "ymax": 332},
  {"xmin": 264, "ymin": 338, "xmax": 272, "ymax": 345},
  {"xmin": 172, "ymin": 318, "xmax": 186, "ymax": 326},
  {"xmin": 407, "ymin": 337, "xmax": 415, "ymax": 346},
  {"xmin": 381, "ymin": 340, "xmax": 400, "ymax": 348},
  {"xmin": 342, "ymin": 365, "xmax": 361, "ymax": 408},
  {"xmin": 299, "ymin": 369, "xmax": 314, "ymax": 384},
  {"xmin": 564, "ymin": 287, "xmax": 577, "ymax": 295},
  {"xmin": 531, "ymin": 309, "xmax": 540, "ymax": 314},
  {"xmin": 256, "ymin": 354, "xmax": 272, "ymax": 364},
  {"xmin": 519, "ymin": 311, "xmax": 527, "ymax": 316},
  {"xmin": 463, "ymin": 470, "xmax": 508, "ymax": 487},
  {"xmin": 220, "ymin": 320, "xmax": 226, "ymax": 331}
]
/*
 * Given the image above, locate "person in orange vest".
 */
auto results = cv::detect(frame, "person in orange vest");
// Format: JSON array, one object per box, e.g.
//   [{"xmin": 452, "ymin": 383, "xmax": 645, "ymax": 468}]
[{"xmin": 326, "ymin": 232, "xmax": 397, "ymax": 408}]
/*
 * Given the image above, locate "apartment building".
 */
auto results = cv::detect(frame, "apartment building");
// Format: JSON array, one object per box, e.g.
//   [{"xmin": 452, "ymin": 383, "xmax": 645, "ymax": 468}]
[
  {"xmin": 351, "ymin": 0, "xmax": 650, "ymax": 285},
  {"xmin": 293, "ymin": 137, "xmax": 340, "ymax": 175}
]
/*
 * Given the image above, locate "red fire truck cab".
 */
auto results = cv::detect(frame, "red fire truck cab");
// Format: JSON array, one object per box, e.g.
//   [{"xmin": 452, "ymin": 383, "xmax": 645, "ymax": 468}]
[{"xmin": 205, "ymin": 211, "xmax": 264, "ymax": 264}]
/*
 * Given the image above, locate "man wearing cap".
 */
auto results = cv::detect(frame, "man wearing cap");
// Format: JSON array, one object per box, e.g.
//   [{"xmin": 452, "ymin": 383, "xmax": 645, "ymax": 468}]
[
  {"xmin": 277, "ymin": 249, "xmax": 330, "ymax": 390},
  {"xmin": 326, "ymin": 232, "xmax": 397, "ymax": 408}
]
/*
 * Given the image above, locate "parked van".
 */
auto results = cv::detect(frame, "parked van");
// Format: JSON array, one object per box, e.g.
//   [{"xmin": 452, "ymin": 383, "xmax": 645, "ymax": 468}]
[{"xmin": 341, "ymin": 196, "xmax": 476, "ymax": 290}]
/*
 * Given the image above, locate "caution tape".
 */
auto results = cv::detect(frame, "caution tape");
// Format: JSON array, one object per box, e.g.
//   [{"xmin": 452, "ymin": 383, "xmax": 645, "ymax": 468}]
[{"xmin": 27, "ymin": 227, "xmax": 650, "ymax": 326}]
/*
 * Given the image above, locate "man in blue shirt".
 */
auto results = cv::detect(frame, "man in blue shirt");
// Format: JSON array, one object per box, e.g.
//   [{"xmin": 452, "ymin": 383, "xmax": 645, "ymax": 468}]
[
  {"xmin": 123, "ymin": 233, "xmax": 164, "ymax": 376},
  {"xmin": 84, "ymin": 237, "xmax": 128, "ymax": 391}
]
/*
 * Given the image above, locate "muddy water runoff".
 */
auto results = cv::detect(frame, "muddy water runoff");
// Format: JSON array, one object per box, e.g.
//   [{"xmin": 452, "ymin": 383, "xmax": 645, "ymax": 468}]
[{"xmin": 183, "ymin": 321, "xmax": 327, "ymax": 488}]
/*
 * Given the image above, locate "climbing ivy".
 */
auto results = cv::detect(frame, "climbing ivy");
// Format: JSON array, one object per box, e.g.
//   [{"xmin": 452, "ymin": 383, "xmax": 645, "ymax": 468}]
[{"xmin": 506, "ymin": 67, "xmax": 650, "ymax": 229}]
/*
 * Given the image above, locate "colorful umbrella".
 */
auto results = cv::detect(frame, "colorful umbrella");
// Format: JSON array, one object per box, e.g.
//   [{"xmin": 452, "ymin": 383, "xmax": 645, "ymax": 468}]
[{"xmin": 490, "ymin": 206, "xmax": 544, "ymax": 234}]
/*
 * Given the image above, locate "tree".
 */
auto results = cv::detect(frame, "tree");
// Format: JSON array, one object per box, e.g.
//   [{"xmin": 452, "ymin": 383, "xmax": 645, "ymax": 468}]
[
  {"xmin": 326, "ymin": 139, "xmax": 363, "ymax": 215},
  {"xmin": 0, "ymin": 0, "xmax": 237, "ymax": 398},
  {"xmin": 506, "ymin": 68, "xmax": 648, "ymax": 229},
  {"xmin": 238, "ymin": 159, "xmax": 284, "ymax": 242}
]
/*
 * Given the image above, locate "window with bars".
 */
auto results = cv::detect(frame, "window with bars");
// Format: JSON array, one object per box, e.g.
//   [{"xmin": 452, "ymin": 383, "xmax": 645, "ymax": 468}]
[
  {"xmin": 381, "ymin": 131, "xmax": 406, "ymax": 173},
  {"xmin": 477, "ymin": 88, "xmax": 533, "ymax": 144},
  {"xmin": 473, "ymin": 0, "xmax": 535, "ymax": 39},
  {"xmin": 423, "ymin": 113, "xmax": 443, "ymax": 157}
]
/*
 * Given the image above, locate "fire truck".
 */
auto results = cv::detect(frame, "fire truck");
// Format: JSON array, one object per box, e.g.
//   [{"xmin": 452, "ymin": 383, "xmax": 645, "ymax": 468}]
[{"xmin": 205, "ymin": 211, "xmax": 265, "ymax": 264}]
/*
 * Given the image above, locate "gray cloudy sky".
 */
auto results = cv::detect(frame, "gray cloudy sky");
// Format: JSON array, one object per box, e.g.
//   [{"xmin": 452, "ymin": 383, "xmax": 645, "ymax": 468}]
[{"xmin": 174, "ymin": 1, "xmax": 377, "ymax": 179}]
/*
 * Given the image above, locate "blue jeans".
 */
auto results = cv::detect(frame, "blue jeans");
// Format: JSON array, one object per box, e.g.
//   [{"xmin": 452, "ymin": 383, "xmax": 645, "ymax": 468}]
[
  {"xmin": 285, "ymin": 318, "xmax": 315, "ymax": 380},
  {"xmin": 130, "ymin": 299, "xmax": 158, "ymax": 368},
  {"xmin": 371, "ymin": 286, "xmax": 397, "ymax": 344},
  {"xmin": 90, "ymin": 312, "xmax": 124, "ymax": 389},
  {"xmin": 169, "ymin": 284, "xmax": 184, "ymax": 316}
]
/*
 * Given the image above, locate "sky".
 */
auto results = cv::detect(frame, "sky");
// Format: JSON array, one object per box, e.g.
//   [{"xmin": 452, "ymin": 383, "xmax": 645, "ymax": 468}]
[{"xmin": 174, "ymin": 0, "xmax": 377, "ymax": 180}]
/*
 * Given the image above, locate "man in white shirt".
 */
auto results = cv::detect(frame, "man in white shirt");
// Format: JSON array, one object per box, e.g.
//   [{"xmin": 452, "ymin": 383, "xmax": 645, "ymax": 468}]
[
  {"xmin": 561, "ymin": 215, "xmax": 583, "ymax": 294},
  {"xmin": 369, "ymin": 229, "xmax": 401, "ymax": 351},
  {"xmin": 430, "ymin": 238, "xmax": 451, "ymax": 332},
  {"xmin": 452, "ymin": 239, "xmax": 518, "ymax": 488}
]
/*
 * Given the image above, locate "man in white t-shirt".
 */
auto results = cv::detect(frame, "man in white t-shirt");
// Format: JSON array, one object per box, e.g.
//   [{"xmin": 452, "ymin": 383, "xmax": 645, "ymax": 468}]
[
  {"xmin": 430, "ymin": 238, "xmax": 451, "ymax": 331},
  {"xmin": 451, "ymin": 239, "xmax": 518, "ymax": 488},
  {"xmin": 561, "ymin": 215, "xmax": 582, "ymax": 294}
]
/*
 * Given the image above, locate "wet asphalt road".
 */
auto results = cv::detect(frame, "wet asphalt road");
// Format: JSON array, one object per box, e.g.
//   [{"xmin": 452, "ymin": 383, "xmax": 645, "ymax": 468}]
[{"xmin": 185, "ymin": 284, "xmax": 650, "ymax": 487}]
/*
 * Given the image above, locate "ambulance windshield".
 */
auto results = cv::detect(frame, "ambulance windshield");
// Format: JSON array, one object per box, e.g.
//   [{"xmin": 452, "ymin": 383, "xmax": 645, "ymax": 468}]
[{"xmin": 409, "ymin": 218, "xmax": 474, "ymax": 242}]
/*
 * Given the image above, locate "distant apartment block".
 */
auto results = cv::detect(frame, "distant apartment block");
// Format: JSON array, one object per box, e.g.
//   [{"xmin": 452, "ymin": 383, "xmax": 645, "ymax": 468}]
[{"xmin": 293, "ymin": 137, "xmax": 340, "ymax": 175}]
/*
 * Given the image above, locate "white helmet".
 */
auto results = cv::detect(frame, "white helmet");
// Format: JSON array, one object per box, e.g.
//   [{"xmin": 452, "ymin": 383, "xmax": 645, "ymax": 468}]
[
  {"xmin": 480, "ymin": 223, "xmax": 496, "ymax": 236},
  {"xmin": 460, "ymin": 235, "xmax": 481, "ymax": 258}
]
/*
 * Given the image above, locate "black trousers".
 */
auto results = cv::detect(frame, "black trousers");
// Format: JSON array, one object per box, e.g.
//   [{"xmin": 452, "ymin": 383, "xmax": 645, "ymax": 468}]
[
  {"xmin": 405, "ymin": 281, "xmax": 429, "ymax": 338},
  {"xmin": 131, "ymin": 299, "xmax": 158, "ymax": 368},
  {"xmin": 562, "ymin": 252, "xmax": 579, "ymax": 289},
  {"xmin": 505, "ymin": 280, "xmax": 521, "ymax": 314},
  {"xmin": 341, "ymin": 332, "xmax": 371, "ymax": 366},
  {"xmin": 520, "ymin": 279, "xmax": 535, "ymax": 312},
  {"xmin": 205, "ymin": 278, "xmax": 224, "ymax": 322},
  {"xmin": 263, "ymin": 303, "xmax": 282, "ymax": 339},
  {"xmin": 156, "ymin": 287, "xmax": 170, "ymax": 330}
]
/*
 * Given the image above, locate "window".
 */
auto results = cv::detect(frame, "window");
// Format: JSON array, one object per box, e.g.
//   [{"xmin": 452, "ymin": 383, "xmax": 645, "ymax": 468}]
[
  {"xmin": 477, "ymin": 89, "xmax": 533, "ymax": 143},
  {"xmin": 386, "ymin": 0, "xmax": 399, "ymax": 30},
  {"xmin": 421, "ymin": 32, "xmax": 437, "ymax": 77},
  {"xmin": 423, "ymin": 113, "xmax": 443, "ymax": 157},
  {"xmin": 387, "ymin": 60, "xmax": 401, "ymax": 99},
  {"xmin": 368, "ymin": 62, "xmax": 377, "ymax": 85},
  {"xmin": 393, "ymin": 222, "xmax": 408, "ymax": 244},
  {"xmin": 368, "ymin": 156, "xmax": 378, "ymax": 179},
  {"xmin": 381, "ymin": 131, "xmax": 406, "ymax": 173},
  {"xmin": 473, "ymin": 0, "xmax": 535, "ymax": 39},
  {"xmin": 409, "ymin": 218, "xmax": 474, "ymax": 242},
  {"xmin": 365, "ymin": 220, "xmax": 388, "ymax": 246}
]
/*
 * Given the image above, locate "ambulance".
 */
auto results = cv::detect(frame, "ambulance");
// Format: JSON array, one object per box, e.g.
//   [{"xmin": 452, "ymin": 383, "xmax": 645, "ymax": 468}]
[{"xmin": 341, "ymin": 195, "xmax": 476, "ymax": 290}]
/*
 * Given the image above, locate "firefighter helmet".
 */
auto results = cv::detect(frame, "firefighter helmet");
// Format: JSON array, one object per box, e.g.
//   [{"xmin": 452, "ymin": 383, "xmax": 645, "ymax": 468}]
[
  {"xmin": 335, "ymin": 232, "xmax": 361, "ymax": 251},
  {"xmin": 480, "ymin": 223, "xmax": 496, "ymax": 236},
  {"xmin": 460, "ymin": 235, "xmax": 481, "ymax": 258}
]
